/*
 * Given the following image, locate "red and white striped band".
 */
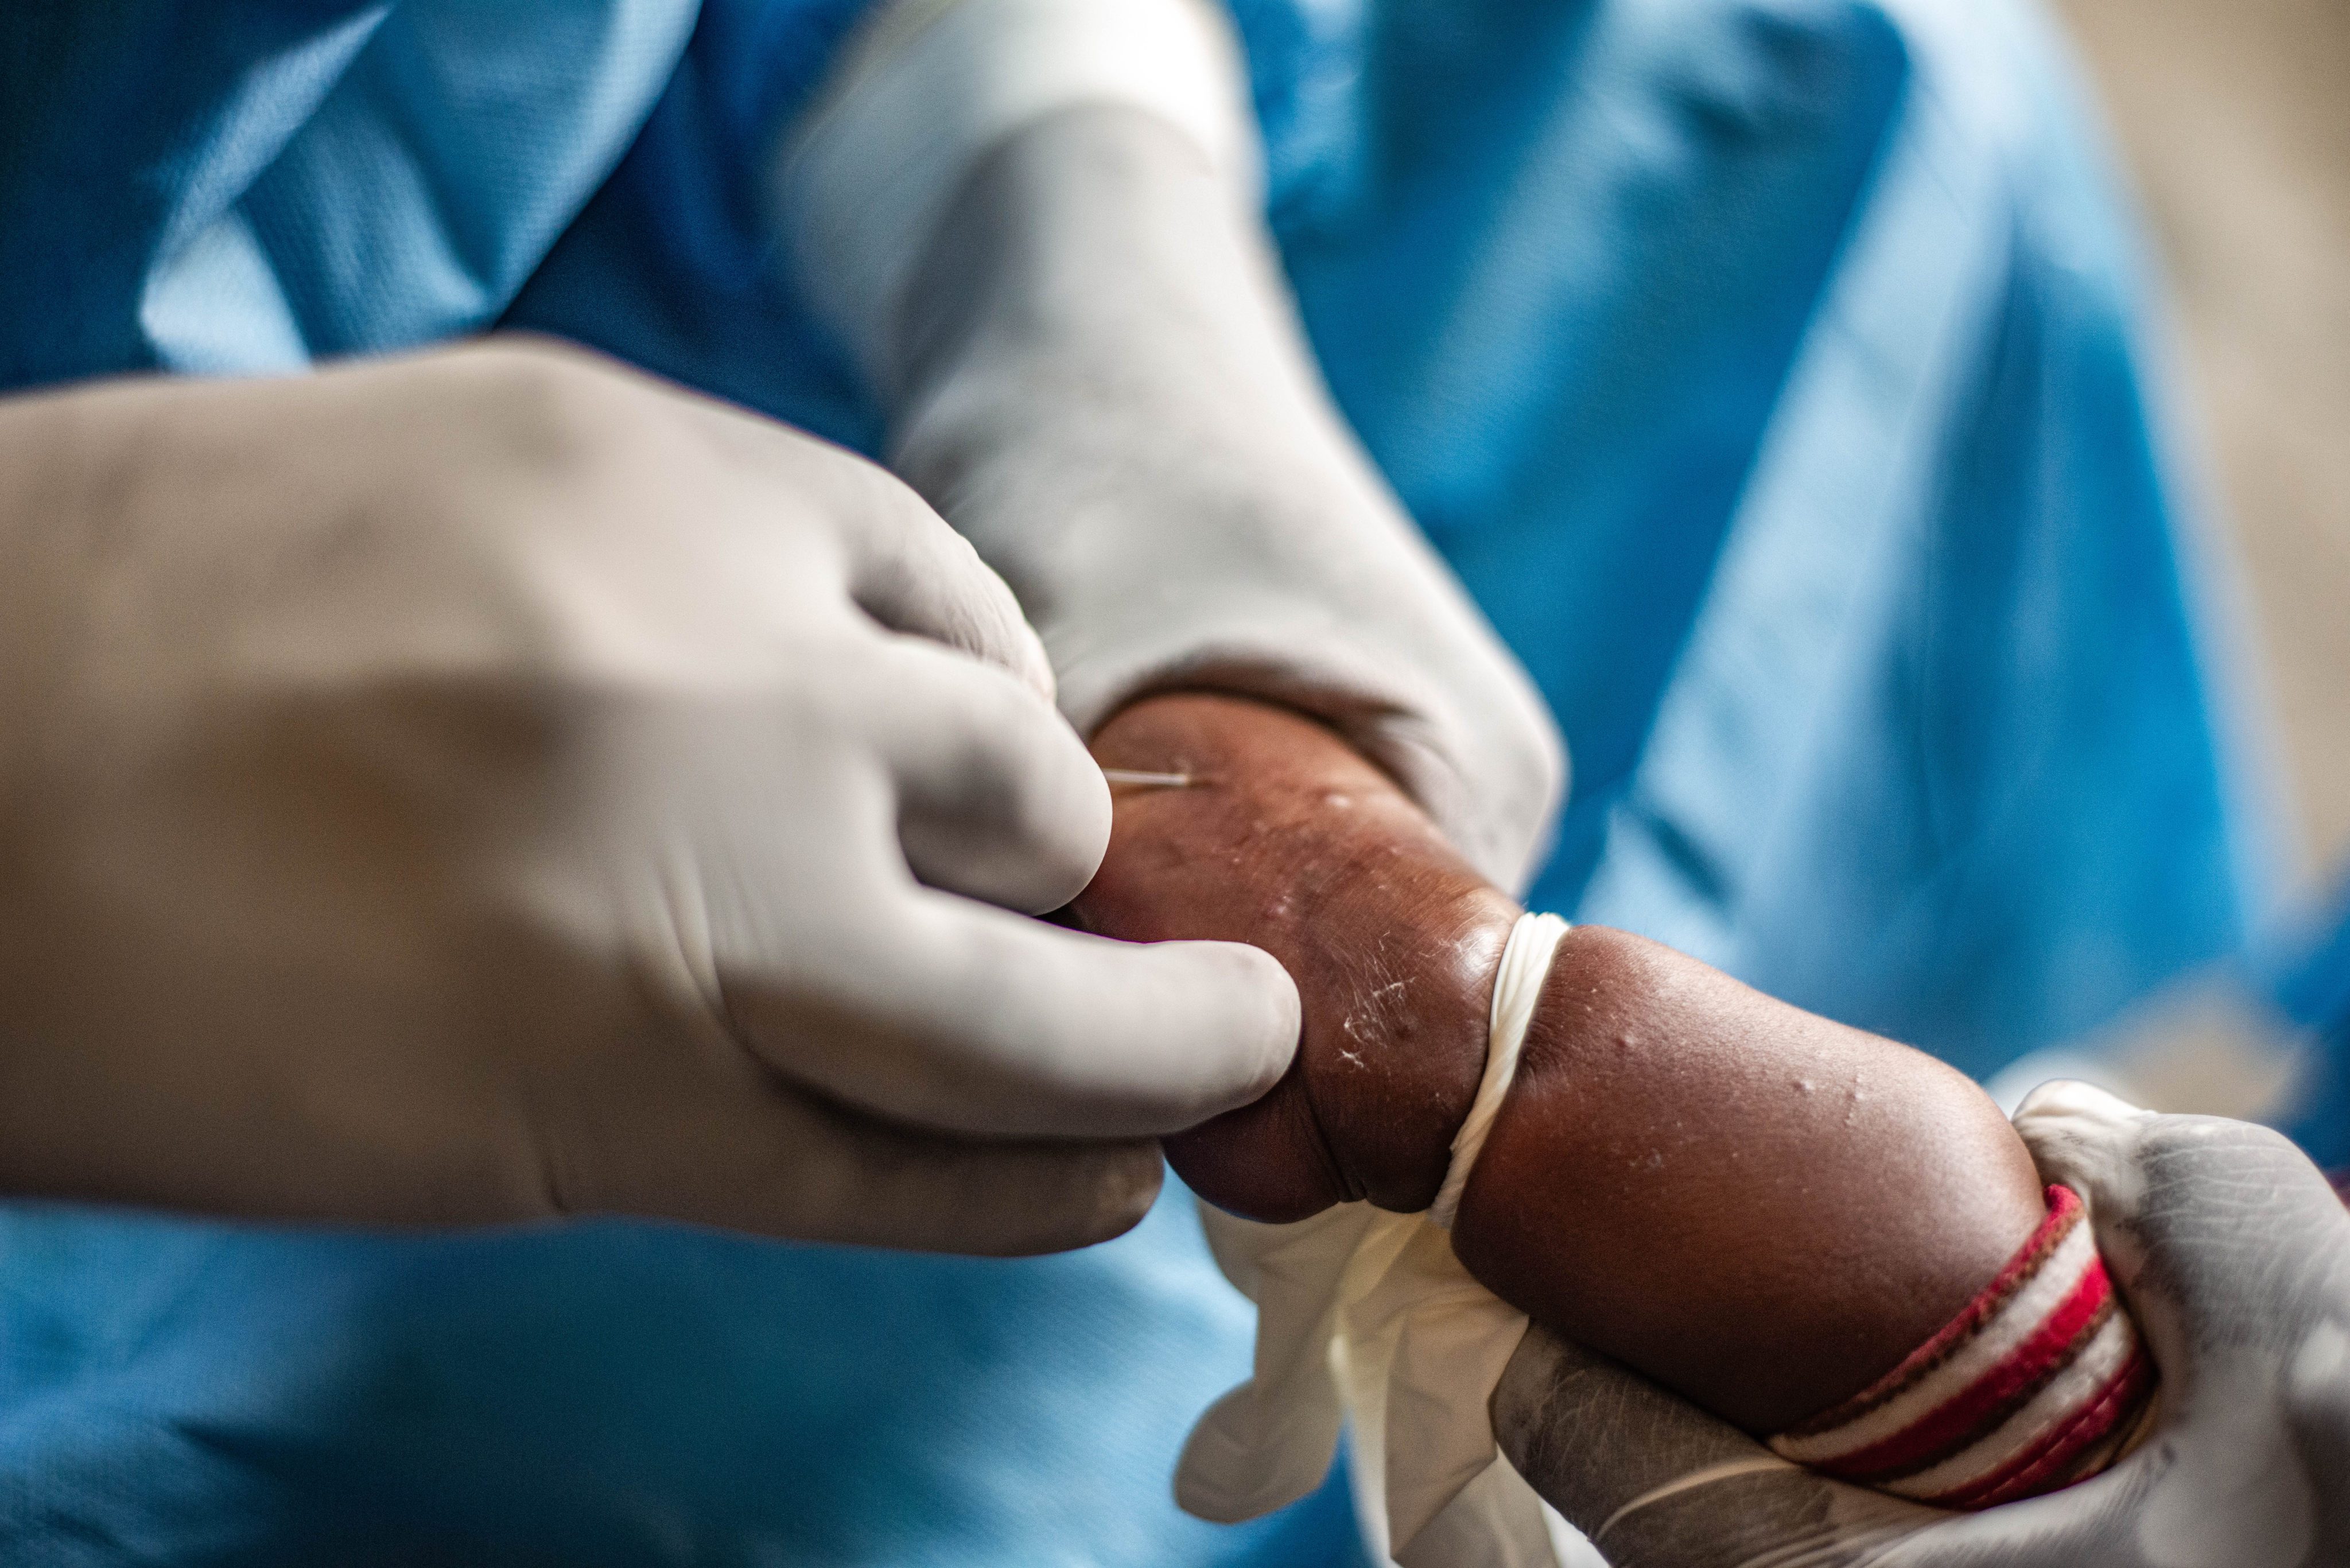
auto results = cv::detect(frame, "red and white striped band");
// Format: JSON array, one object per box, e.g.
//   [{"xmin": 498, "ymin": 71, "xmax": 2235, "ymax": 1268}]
[{"xmin": 1767, "ymin": 1184, "xmax": 2157, "ymax": 1509}]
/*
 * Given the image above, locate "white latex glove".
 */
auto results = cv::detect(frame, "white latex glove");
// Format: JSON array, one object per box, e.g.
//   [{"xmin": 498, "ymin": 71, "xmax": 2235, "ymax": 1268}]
[
  {"xmin": 777, "ymin": 0, "xmax": 1566, "ymax": 892},
  {"xmin": 1177, "ymin": 914, "xmax": 1579, "ymax": 1568},
  {"xmin": 0, "ymin": 338, "xmax": 1298, "ymax": 1254},
  {"xmin": 1490, "ymin": 1083, "xmax": 2350, "ymax": 1568}
]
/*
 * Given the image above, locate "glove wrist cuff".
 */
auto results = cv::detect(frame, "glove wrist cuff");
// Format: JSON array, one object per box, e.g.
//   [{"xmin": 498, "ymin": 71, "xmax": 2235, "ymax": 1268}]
[{"xmin": 772, "ymin": 0, "xmax": 1261, "ymax": 394}]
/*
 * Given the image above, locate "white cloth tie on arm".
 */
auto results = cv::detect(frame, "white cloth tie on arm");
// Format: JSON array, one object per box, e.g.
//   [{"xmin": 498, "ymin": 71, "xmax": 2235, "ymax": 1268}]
[
  {"xmin": 773, "ymin": 0, "xmax": 1260, "ymax": 392},
  {"xmin": 1429, "ymin": 912, "xmax": 1568, "ymax": 1231},
  {"xmin": 1178, "ymin": 913, "xmax": 1588, "ymax": 1568}
]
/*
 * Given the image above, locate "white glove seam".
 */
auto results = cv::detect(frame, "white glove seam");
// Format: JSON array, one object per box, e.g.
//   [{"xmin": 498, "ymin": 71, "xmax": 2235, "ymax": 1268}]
[{"xmin": 1591, "ymin": 1456, "xmax": 1803, "ymax": 1546}]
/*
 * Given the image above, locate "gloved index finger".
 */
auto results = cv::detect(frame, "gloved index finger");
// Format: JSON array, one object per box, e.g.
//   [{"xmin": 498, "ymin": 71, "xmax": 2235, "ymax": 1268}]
[
  {"xmin": 1493, "ymin": 1324, "xmax": 1763, "ymax": 1526},
  {"xmin": 1493, "ymin": 1327, "xmax": 1935, "ymax": 1568},
  {"xmin": 725, "ymin": 890, "xmax": 1302, "ymax": 1140},
  {"xmin": 854, "ymin": 633, "xmax": 1109, "ymax": 916}
]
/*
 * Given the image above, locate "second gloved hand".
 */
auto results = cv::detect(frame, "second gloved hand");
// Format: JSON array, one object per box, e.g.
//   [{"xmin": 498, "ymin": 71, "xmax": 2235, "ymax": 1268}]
[
  {"xmin": 0, "ymin": 340, "xmax": 1298, "ymax": 1254},
  {"xmin": 778, "ymin": 0, "xmax": 1564, "ymax": 891},
  {"xmin": 1491, "ymin": 1083, "xmax": 2350, "ymax": 1568}
]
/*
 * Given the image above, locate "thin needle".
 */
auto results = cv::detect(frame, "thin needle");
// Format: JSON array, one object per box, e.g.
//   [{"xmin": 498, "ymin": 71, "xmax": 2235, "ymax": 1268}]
[{"xmin": 1101, "ymin": 768, "xmax": 1202, "ymax": 789}]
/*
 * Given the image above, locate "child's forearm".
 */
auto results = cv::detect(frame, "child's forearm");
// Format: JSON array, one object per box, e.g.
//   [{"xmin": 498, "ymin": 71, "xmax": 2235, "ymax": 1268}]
[
  {"xmin": 1454, "ymin": 924, "xmax": 2044, "ymax": 1433},
  {"xmin": 1075, "ymin": 690, "xmax": 1517, "ymax": 1218}
]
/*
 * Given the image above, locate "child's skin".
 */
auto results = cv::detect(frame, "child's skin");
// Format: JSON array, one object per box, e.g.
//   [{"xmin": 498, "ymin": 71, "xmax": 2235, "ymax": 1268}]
[{"xmin": 1073, "ymin": 692, "xmax": 2046, "ymax": 1435}]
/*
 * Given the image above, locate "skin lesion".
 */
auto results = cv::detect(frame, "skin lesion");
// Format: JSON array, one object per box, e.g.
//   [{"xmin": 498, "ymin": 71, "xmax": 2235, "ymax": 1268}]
[
  {"xmin": 1077, "ymin": 691, "xmax": 1511, "ymax": 1216},
  {"xmin": 1456, "ymin": 924, "xmax": 2045, "ymax": 1433}
]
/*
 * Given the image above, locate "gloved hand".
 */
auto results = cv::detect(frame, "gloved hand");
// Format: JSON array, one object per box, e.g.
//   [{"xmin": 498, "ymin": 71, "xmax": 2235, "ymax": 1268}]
[
  {"xmin": 779, "ymin": 0, "xmax": 1566, "ymax": 892},
  {"xmin": 0, "ymin": 338, "xmax": 1298, "ymax": 1255},
  {"xmin": 1491, "ymin": 1082, "xmax": 2350, "ymax": 1568}
]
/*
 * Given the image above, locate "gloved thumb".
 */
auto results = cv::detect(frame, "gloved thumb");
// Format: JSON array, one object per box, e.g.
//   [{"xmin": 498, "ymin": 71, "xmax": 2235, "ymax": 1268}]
[
  {"xmin": 2011, "ymin": 1080, "xmax": 2350, "ymax": 1347},
  {"xmin": 2008, "ymin": 1080, "xmax": 2161, "ymax": 1225}
]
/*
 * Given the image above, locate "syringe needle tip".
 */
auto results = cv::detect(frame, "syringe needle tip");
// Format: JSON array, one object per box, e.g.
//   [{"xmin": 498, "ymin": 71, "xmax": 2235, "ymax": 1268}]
[{"xmin": 1101, "ymin": 768, "xmax": 1201, "ymax": 789}]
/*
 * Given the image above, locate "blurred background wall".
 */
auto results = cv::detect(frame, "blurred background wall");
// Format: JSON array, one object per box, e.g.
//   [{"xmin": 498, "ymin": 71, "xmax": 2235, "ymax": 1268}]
[
  {"xmin": 2033, "ymin": 0, "xmax": 2347, "ymax": 1142},
  {"xmin": 2058, "ymin": 0, "xmax": 2349, "ymax": 880}
]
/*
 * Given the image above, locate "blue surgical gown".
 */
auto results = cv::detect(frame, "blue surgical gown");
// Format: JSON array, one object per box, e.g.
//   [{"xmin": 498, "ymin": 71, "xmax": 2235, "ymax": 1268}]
[{"xmin": 0, "ymin": 1, "xmax": 2280, "ymax": 1562}]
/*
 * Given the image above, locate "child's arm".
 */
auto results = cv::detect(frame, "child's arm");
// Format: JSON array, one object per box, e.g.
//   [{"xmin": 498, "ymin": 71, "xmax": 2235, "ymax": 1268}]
[
  {"xmin": 1076, "ymin": 689, "xmax": 1516, "ymax": 1220},
  {"xmin": 1076, "ymin": 692, "xmax": 2137, "ymax": 1482},
  {"xmin": 1459, "ymin": 923, "xmax": 2045, "ymax": 1434}
]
